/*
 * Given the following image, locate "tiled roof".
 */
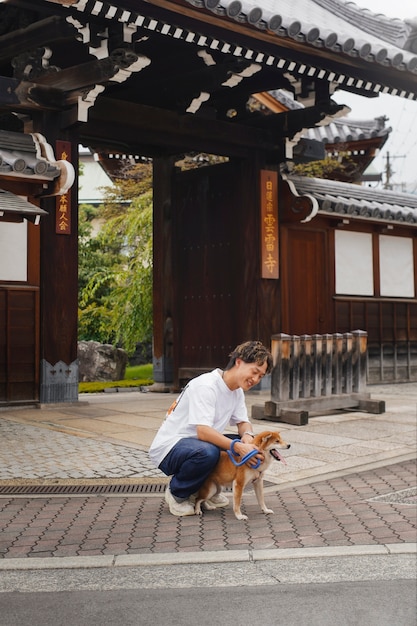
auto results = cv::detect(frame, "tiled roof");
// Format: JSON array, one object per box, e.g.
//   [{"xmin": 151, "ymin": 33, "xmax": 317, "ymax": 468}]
[
  {"xmin": 303, "ymin": 115, "xmax": 391, "ymax": 145},
  {"xmin": 268, "ymin": 89, "xmax": 392, "ymax": 144},
  {"xmin": 48, "ymin": 0, "xmax": 417, "ymax": 103},
  {"xmin": 0, "ymin": 130, "xmax": 61, "ymax": 181},
  {"xmin": 187, "ymin": 0, "xmax": 417, "ymax": 72},
  {"xmin": 0, "ymin": 188, "xmax": 47, "ymax": 224},
  {"xmin": 287, "ymin": 174, "xmax": 417, "ymax": 224},
  {"xmin": 0, "ymin": 129, "xmax": 75, "ymax": 199}
]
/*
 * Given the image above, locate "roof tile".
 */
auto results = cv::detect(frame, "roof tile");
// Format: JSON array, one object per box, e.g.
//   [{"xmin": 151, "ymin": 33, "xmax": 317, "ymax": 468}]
[
  {"xmin": 287, "ymin": 174, "xmax": 417, "ymax": 224},
  {"xmin": 189, "ymin": 0, "xmax": 417, "ymax": 71}
]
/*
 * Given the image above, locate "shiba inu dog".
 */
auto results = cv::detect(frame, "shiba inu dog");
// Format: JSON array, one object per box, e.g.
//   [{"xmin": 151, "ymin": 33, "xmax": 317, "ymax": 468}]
[{"xmin": 194, "ymin": 430, "xmax": 290, "ymax": 520}]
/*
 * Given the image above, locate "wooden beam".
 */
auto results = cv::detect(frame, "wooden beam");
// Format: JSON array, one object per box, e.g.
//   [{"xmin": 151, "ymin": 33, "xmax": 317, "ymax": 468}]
[
  {"xmin": 145, "ymin": 0, "xmax": 417, "ymax": 95},
  {"xmin": 247, "ymin": 102, "xmax": 347, "ymax": 134},
  {"xmin": 0, "ymin": 16, "xmax": 77, "ymax": 63},
  {"xmin": 33, "ymin": 58, "xmax": 122, "ymax": 91},
  {"xmin": 82, "ymin": 98, "xmax": 339, "ymax": 158},
  {"xmin": 253, "ymin": 92, "xmax": 288, "ymax": 114},
  {"xmin": 0, "ymin": 76, "xmax": 67, "ymax": 110},
  {"xmin": 82, "ymin": 97, "xmax": 281, "ymax": 156},
  {"xmin": 1, "ymin": 51, "xmax": 143, "ymax": 111}
]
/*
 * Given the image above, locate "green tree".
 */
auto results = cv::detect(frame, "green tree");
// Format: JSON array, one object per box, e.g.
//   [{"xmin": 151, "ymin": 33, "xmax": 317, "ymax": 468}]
[
  {"xmin": 78, "ymin": 203, "xmax": 121, "ymax": 345},
  {"xmin": 78, "ymin": 163, "xmax": 153, "ymax": 353},
  {"xmin": 291, "ymin": 152, "xmax": 361, "ymax": 182}
]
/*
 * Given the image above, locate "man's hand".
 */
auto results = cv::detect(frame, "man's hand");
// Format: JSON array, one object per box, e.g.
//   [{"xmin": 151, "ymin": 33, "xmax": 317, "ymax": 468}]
[
  {"xmin": 232, "ymin": 441, "xmax": 264, "ymax": 467},
  {"xmin": 240, "ymin": 432, "xmax": 255, "ymax": 445}
]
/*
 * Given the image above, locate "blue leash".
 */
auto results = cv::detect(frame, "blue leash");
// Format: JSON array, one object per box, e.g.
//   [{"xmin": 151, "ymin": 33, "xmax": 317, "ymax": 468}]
[{"xmin": 227, "ymin": 439, "xmax": 261, "ymax": 469}]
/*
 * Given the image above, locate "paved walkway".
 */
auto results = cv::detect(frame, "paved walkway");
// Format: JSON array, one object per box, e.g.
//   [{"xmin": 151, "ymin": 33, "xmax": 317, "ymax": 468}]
[{"xmin": 0, "ymin": 383, "xmax": 416, "ymax": 568}]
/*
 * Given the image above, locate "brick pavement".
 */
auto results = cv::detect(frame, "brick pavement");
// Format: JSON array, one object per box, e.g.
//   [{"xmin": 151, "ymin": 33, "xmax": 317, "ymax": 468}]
[
  {"xmin": 0, "ymin": 459, "xmax": 415, "ymax": 559},
  {"xmin": 0, "ymin": 384, "xmax": 415, "ymax": 565},
  {"xmin": 0, "ymin": 420, "xmax": 163, "ymax": 480}
]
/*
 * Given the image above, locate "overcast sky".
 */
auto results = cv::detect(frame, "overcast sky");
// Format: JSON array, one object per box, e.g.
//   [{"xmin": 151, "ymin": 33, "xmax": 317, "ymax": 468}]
[{"xmin": 332, "ymin": 0, "xmax": 417, "ymax": 193}]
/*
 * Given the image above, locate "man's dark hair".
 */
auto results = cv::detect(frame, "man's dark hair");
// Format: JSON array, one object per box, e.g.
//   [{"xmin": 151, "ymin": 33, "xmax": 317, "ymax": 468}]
[{"xmin": 225, "ymin": 340, "xmax": 273, "ymax": 373}]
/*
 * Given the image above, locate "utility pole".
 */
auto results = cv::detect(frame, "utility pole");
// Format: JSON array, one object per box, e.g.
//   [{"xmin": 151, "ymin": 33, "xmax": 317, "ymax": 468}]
[
  {"xmin": 384, "ymin": 152, "xmax": 392, "ymax": 189},
  {"xmin": 383, "ymin": 152, "xmax": 405, "ymax": 190}
]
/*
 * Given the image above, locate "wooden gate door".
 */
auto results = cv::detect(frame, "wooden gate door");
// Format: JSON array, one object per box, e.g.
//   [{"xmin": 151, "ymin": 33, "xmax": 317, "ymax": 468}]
[
  {"xmin": 173, "ymin": 162, "xmax": 242, "ymax": 373},
  {"xmin": 281, "ymin": 227, "xmax": 329, "ymax": 336},
  {"xmin": 0, "ymin": 221, "xmax": 40, "ymax": 405},
  {"xmin": 0, "ymin": 287, "xmax": 39, "ymax": 404}
]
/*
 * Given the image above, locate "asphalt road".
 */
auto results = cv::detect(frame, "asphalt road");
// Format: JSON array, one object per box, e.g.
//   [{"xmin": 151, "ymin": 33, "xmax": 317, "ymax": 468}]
[
  {"xmin": 0, "ymin": 579, "xmax": 415, "ymax": 626},
  {"xmin": 1, "ymin": 555, "xmax": 416, "ymax": 626}
]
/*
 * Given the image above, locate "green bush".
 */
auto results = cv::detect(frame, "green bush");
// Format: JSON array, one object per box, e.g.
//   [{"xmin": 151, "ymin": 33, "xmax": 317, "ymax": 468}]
[
  {"xmin": 79, "ymin": 364, "xmax": 153, "ymax": 393},
  {"xmin": 124, "ymin": 363, "xmax": 153, "ymax": 380}
]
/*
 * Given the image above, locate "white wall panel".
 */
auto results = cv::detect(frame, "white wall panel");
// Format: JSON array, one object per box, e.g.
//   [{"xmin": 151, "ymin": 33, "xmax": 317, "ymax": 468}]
[
  {"xmin": 335, "ymin": 230, "xmax": 373, "ymax": 296},
  {"xmin": 0, "ymin": 222, "xmax": 27, "ymax": 282},
  {"xmin": 379, "ymin": 235, "xmax": 414, "ymax": 297}
]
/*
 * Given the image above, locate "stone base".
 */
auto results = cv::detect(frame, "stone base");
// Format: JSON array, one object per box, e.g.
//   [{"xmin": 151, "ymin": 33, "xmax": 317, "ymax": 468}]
[
  {"xmin": 252, "ymin": 393, "xmax": 385, "ymax": 426},
  {"xmin": 40, "ymin": 359, "xmax": 78, "ymax": 403}
]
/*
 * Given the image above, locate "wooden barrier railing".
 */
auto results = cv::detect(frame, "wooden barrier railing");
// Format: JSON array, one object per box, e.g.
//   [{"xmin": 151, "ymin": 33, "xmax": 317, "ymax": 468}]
[{"xmin": 252, "ymin": 330, "xmax": 385, "ymax": 425}]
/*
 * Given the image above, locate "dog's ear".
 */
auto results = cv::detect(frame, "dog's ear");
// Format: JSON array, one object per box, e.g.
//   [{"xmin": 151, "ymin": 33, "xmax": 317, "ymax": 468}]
[{"xmin": 261, "ymin": 431, "xmax": 283, "ymax": 446}]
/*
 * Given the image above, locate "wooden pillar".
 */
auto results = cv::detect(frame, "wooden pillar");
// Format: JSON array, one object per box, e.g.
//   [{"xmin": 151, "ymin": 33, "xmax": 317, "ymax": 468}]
[
  {"xmin": 152, "ymin": 157, "xmax": 175, "ymax": 389},
  {"xmin": 270, "ymin": 333, "xmax": 291, "ymax": 401},
  {"xmin": 344, "ymin": 332, "xmax": 353, "ymax": 393},
  {"xmin": 333, "ymin": 333, "xmax": 343, "ymax": 395},
  {"xmin": 241, "ymin": 158, "xmax": 281, "ymax": 346},
  {"xmin": 312, "ymin": 334, "xmax": 323, "ymax": 397},
  {"xmin": 300, "ymin": 334, "xmax": 312, "ymax": 398},
  {"xmin": 352, "ymin": 329, "xmax": 368, "ymax": 393},
  {"xmin": 323, "ymin": 333, "xmax": 333, "ymax": 396},
  {"xmin": 35, "ymin": 112, "xmax": 79, "ymax": 403}
]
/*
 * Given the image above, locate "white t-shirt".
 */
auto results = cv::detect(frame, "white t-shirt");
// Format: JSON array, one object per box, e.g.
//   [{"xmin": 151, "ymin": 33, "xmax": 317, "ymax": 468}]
[{"xmin": 149, "ymin": 368, "xmax": 250, "ymax": 467}]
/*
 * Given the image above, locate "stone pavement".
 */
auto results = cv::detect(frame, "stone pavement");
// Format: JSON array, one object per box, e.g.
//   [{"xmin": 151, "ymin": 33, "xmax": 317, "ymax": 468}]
[{"xmin": 0, "ymin": 383, "xmax": 416, "ymax": 568}]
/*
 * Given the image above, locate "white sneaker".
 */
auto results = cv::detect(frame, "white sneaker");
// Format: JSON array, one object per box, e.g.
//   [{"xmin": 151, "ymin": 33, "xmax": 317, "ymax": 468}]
[
  {"xmin": 207, "ymin": 492, "xmax": 229, "ymax": 508},
  {"xmin": 164, "ymin": 486, "xmax": 195, "ymax": 517}
]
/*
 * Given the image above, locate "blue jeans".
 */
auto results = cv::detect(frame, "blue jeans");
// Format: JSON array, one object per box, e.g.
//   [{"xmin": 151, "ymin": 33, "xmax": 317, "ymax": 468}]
[{"xmin": 159, "ymin": 435, "xmax": 237, "ymax": 500}]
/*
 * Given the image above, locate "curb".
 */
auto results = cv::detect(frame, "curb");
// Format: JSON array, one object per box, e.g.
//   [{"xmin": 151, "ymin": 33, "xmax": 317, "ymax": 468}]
[{"xmin": 1, "ymin": 543, "xmax": 415, "ymax": 571}]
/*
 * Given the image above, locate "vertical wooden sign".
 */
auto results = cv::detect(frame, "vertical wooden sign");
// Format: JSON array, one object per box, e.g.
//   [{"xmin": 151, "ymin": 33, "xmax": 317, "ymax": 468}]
[
  {"xmin": 55, "ymin": 140, "xmax": 71, "ymax": 235},
  {"xmin": 260, "ymin": 169, "xmax": 279, "ymax": 279}
]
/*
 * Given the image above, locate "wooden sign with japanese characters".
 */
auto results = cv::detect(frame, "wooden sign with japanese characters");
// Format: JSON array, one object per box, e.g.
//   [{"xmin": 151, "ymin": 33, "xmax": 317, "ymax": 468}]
[
  {"xmin": 55, "ymin": 141, "xmax": 71, "ymax": 235},
  {"xmin": 260, "ymin": 170, "xmax": 279, "ymax": 279}
]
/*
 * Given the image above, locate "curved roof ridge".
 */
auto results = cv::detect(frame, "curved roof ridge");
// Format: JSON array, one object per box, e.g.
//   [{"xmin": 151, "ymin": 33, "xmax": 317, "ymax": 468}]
[
  {"xmin": 287, "ymin": 174, "xmax": 417, "ymax": 224},
  {"xmin": 266, "ymin": 91, "xmax": 391, "ymax": 142},
  {"xmin": 333, "ymin": 116, "xmax": 389, "ymax": 131},
  {"xmin": 189, "ymin": 0, "xmax": 417, "ymax": 74},
  {"xmin": 313, "ymin": 0, "xmax": 414, "ymax": 49},
  {"xmin": 289, "ymin": 174, "xmax": 417, "ymax": 207}
]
